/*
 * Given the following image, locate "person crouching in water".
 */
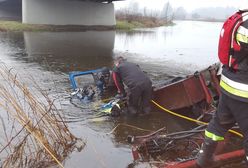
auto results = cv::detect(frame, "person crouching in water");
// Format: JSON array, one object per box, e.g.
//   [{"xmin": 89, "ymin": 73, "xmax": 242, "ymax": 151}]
[{"xmin": 112, "ymin": 56, "xmax": 152, "ymax": 116}]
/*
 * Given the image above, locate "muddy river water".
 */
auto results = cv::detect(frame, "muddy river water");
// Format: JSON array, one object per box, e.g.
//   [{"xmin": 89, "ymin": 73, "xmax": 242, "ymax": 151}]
[{"xmin": 0, "ymin": 21, "xmax": 225, "ymax": 168}]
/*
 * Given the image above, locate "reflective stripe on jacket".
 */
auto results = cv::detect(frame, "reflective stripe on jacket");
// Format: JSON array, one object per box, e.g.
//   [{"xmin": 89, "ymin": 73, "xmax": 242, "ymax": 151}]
[
  {"xmin": 232, "ymin": 19, "xmax": 248, "ymax": 71},
  {"xmin": 220, "ymin": 74, "xmax": 248, "ymax": 98},
  {"xmin": 205, "ymin": 130, "xmax": 224, "ymax": 141},
  {"xmin": 236, "ymin": 25, "xmax": 248, "ymax": 44},
  {"xmin": 220, "ymin": 19, "xmax": 248, "ymax": 101}
]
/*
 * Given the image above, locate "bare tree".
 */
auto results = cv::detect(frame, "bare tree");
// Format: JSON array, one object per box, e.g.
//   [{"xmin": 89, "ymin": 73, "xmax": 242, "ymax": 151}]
[
  {"xmin": 161, "ymin": 2, "xmax": 173, "ymax": 22},
  {"xmin": 143, "ymin": 7, "xmax": 147, "ymax": 17},
  {"xmin": 174, "ymin": 7, "xmax": 187, "ymax": 20},
  {"xmin": 192, "ymin": 13, "xmax": 200, "ymax": 20},
  {"xmin": 128, "ymin": 2, "xmax": 139, "ymax": 15}
]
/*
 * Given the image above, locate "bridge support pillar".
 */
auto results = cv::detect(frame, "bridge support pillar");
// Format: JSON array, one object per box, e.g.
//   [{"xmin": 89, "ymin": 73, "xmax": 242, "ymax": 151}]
[{"xmin": 22, "ymin": 0, "xmax": 115, "ymax": 26}]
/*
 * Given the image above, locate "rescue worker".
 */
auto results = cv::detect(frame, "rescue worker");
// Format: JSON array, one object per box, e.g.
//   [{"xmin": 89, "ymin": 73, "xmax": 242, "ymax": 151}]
[
  {"xmin": 112, "ymin": 56, "xmax": 152, "ymax": 115},
  {"xmin": 196, "ymin": 12, "xmax": 248, "ymax": 167}
]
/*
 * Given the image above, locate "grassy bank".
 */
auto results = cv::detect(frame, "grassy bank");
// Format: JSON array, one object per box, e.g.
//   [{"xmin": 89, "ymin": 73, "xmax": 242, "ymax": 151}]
[
  {"xmin": 115, "ymin": 13, "xmax": 174, "ymax": 30},
  {"xmin": 0, "ymin": 20, "xmax": 115, "ymax": 32},
  {"xmin": 116, "ymin": 20, "xmax": 144, "ymax": 30},
  {"xmin": 116, "ymin": 20, "xmax": 171, "ymax": 30},
  {"xmin": 0, "ymin": 20, "xmax": 171, "ymax": 32},
  {"xmin": 0, "ymin": 21, "xmax": 55, "ymax": 31}
]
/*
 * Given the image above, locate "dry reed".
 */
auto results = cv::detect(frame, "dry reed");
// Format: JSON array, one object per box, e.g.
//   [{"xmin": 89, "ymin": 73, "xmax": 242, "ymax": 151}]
[{"xmin": 0, "ymin": 64, "xmax": 84, "ymax": 168}]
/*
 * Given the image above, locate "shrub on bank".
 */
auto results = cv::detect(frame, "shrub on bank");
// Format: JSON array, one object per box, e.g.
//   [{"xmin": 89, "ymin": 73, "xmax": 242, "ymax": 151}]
[
  {"xmin": 115, "ymin": 13, "xmax": 170, "ymax": 30},
  {"xmin": 116, "ymin": 20, "xmax": 147, "ymax": 30}
]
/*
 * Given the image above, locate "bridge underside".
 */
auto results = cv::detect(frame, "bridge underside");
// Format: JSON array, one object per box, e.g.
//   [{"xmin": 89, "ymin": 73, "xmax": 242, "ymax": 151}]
[
  {"xmin": 0, "ymin": 0, "xmax": 22, "ymax": 20},
  {"xmin": 22, "ymin": 0, "xmax": 116, "ymax": 26}
]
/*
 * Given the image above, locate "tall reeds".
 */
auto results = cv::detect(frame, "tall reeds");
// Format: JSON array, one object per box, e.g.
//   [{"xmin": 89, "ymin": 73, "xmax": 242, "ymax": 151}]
[{"xmin": 0, "ymin": 64, "xmax": 83, "ymax": 168}]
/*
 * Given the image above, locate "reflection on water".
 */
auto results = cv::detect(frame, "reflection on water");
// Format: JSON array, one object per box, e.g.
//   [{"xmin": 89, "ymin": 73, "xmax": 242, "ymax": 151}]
[
  {"xmin": 24, "ymin": 31, "xmax": 115, "ymax": 72},
  {"xmin": 116, "ymin": 30, "xmax": 159, "ymax": 47},
  {"xmin": 115, "ymin": 21, "xmax": 222, "ymax": 77},
  {"xmin": 0, "ymin": 21, "xmax": 224, "ymax": 168}
]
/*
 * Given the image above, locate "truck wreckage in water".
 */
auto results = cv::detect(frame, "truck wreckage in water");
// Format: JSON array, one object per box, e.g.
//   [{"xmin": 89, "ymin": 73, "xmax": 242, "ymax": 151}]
[
  {"xmin": 131, "ymin": 63, "xmax": 245, "ymax": 168},
  {"xmin": 69, "ymin": 63, "xmax": 245, "ymax": 168}
]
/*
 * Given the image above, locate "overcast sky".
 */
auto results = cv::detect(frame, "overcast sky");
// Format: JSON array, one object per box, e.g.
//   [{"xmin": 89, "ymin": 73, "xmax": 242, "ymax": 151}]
[{"xmin": 114, "ymin": 0, "xmax": 248, "ymax": 12}]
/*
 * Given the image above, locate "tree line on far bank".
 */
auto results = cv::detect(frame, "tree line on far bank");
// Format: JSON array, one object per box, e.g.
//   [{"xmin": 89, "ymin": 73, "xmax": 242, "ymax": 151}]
[{"xmin": 115, "ymin": 1, "xmax": 238, "ymax": 26}]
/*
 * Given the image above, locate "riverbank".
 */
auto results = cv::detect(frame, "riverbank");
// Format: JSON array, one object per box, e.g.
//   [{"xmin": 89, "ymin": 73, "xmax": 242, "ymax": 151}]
[
  {"xmin": 0, "ymin": 20, "xmax": 116, "ymax": 32},
  {"xmin": 116, "ymin": 20, "xmax": 173, "ymax": 30},
  {"xmin": 0, "ymin": 20, "xmax": 172, "ymax": 32}
]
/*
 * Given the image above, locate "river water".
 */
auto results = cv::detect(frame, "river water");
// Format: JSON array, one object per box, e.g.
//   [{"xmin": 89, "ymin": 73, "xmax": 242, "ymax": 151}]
[{"xmin": 0, "ymin": 21, "xmax": 224, "ymax": 168}]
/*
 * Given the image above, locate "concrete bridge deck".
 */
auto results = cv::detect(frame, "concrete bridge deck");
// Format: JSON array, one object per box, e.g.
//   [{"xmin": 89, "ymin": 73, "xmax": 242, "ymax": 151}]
[{"xmin": 0, "ymin": 0, "xmax": 125, "ymax": 26}]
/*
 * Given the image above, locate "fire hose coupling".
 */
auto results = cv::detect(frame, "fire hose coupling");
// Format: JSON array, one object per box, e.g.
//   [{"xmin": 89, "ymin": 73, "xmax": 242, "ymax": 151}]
[{"xmin": 127, "ymin": 135, "xmax": 135, "ymax": 144}]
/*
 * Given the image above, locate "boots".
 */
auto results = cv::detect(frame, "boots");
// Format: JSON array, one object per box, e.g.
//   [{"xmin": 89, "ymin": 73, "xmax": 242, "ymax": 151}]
[{"xmin": 196, "ymin": 138, "xmax": 218, "ymax": 167}]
